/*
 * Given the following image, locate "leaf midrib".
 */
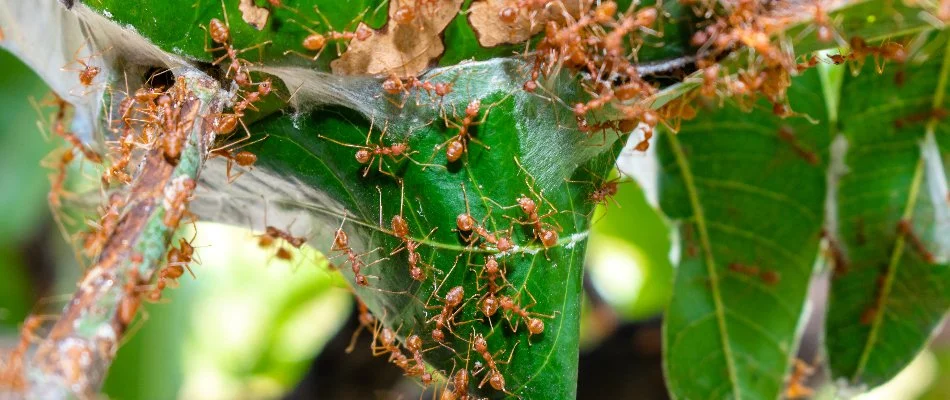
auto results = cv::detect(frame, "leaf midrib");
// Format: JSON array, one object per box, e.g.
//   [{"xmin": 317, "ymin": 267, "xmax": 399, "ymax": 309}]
[
  {"xmin": 851, "ymin": 35, "xmax": 950, "ymax": 381},
  {"xmin": 667, "ymin": 132, "xmax": 741, "ymax": 399}
]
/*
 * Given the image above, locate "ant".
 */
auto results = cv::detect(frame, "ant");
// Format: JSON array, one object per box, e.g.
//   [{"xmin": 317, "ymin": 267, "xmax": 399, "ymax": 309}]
[
  {"xmin": 898, "ymin": 219, "xmax": 936, "ymax": 263},
  {"xmin": 320, "ymin": 120, "xmax": 420, "ymax": 178},
  {"xmin": 506, "ymin": 157, "xmax": 561, "ymax": 249},
  {"xmin": 203, "ymin": 0, "xmax": 272, "ymax": 81},
  {"xmin": 331, "ymin": 217, "xmax": 384, "ymax": 286},
  {"xmin": 345, "ymin": 298, "xmax": 376, "ymax": 353},
  {"xmin": 455, "ymin": 184, "xmax": 516, "ymax": 252},
  {"xmin": 785, "ymin": 358, "xmax": 815, "ymax": 399},
  {"xmin": 163, "ymin": 177, "xmax": 197, "ymax": 229},
  {"xmin": 284, "ymin": 7, "xmax": 373, "ymax": 61},
  {"xmin": 777, "ymin": 126, "xmax": 820, "ymax": 165},
  {"xmin": 426, "ymin": 285, "xmax": 466, "ymax": 343},
  {"xmin": 497, "ymin": 290, "xmax": 553, "ymax": 339},
  {"xmin": 382, "ymin": 73, "xmax": 454, "ymax": 108},
  {"xmin": 430, "ymin": 98, "xmax": 503, "ymax": 165},
  {"xmin": 385, "ymin": 184, "xmax": 437, "ymax": 281},
  {"xmin": 47, "ymin": 95, "xmax": 102, "ymax": 164},
  {"xmin": 61, "ymin": 44, "xmax": 111, "ymax": 92},
  {"xmin": 118, "ymin": 269, "xmax": 144, "ymax": 327},
  {"xmin": 565, "ymin": 168, "xmax": 626, "ymax": 207},
  {"xmin": 82, "ymin": 193, "xmax": 124, "ymax": 258},
  {"xmin": 404, "ymin": 334, "xmax": 433, "ymax": 384},
  {"xmin": 471, "ymin": 333, "xmax": 517, "ymax": 395}
]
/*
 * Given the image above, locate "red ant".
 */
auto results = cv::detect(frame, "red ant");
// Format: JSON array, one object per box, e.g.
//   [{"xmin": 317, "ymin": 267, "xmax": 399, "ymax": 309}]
[
  {"xmin": 48, "ymin": 95, "xmax": 102, "ymax": 163},
  {"xmin": 331, "ymin": 217, "xmax": 384, "ymax": 286},
  {"xmin": 61, "ymin": 44, "xmax": 111, "ymax": 90},
  {"xmin": 508, "ymin": 157, "xmax": 561, "ymax": 249},
  {"xmin": 566, "ymin": 168, "xmax": 626, "ymax": 207},
  {"xmin": 898, "ymin": 219, "xmax": 936, "ymax": 263},
  {"xmin": 346, "ymin": 298, "xmax": 376, "ymax": 353},
  {"xmin": 384, "ymin": 185, "xmax": 437, "ymax": 281},
  {"xmin": 785, "ymin": 358, "xmax": 815, "ymax": 399},
  {"xmin": 82, "ymin": 193, "xmax": 124, "ymax": 258},
  {"xmin": 497, "ymin": 290, "xmax": 552, "ymax": 339},
  {"xmin": 163, "ymin": 177, "xmax": 197, "ymax": 229},
  {"xmin": 429, "ymin": 98, "xmax": 501, "ymax": 164},
  {"xmin": 455, "ymin": 184, "xmax": 516, "ymax": 252},
  {"xmin": 404, "ymin": 334, "xmax": 433, "ymax": 384},
  {"xmin": 320, "ymin": 120, "xmax": 423, "ymax": 178},
  {"xmin": 203, "ymin": 1, "xmax": 272, "ymax": 81},
  {"xmin": 426, "ymin": 285, "xmax": 467, "ymax": 343},
  {"xmin": 284, "ymin": 7, "xmax": 373, "ymax": 61},
  {"xmin": 777, "ymin": 126, "xmax": 820, "ymax": 165},
  {"xmin": 471, "ymin": 333, "xmax": 517, "ymax": 395}
]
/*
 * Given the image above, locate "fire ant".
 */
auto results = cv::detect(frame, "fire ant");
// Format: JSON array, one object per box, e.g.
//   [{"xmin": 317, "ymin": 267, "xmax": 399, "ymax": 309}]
[
  {"xmin": 508, "ymin": 157, "xmax": 561, "ymax": 249},
  {"xmin": 320, "ymin": 120, "xmax": 423, "ymax": 178},
  {"xmin": 430, "ymin": 97, "xmax": 505, "ymax": 164},
  {"xmin": 381, "ymin": 73, "xmax": 454, "ymax": 108},
  {"xmin": 346, "ymin": 298, "xmax": 376, "ymax": 353},
  {"xmin": 82, "ymin": 193, "xmax": 124, "ymax": 258},
  {"xmin": 898, "ymin": 219, "xmax": 936, "ymax": 263},
  {"xmin": 203, "ymin": 1, "xmax": 272, "ymax": 81},
  {"xmin": 456, "ymin": 184, "xmax": 516, "ymax": 252},
  {"xmin": 565, "ymin": 167, "xmax": 626, "ymax": 207},
  {"xmin": 385, "ymin": 185, "xmax": 437, "ymax": 281},
  {"xmin": 471, "ymin": 333, "xmax": 517, "ymax": 395},
  {"xmin": 331, "ymin": 217, "xmax": 385, "ymax": 286},
  {"xmin": 497, "ymin": 290, "xmax": 553, "ymax": 339},
  {"xmin": 777, "ymin": 126, "xmax": 820, "ymax": 165},
  {"xmin": 46, "ymin": 95, "xmax": 102, "ymax": 164},
  {"xmin": 785, "ymin": 358, "xmax": 815, "ymax": 399},
  {"xmin": 284, "ymin": 7, "xmax": 373, "ymax": 61},
  {"xmin": 61, "ymin": 44, "xmax": 111, "ymax": 91},
  {"xmin": 426, "ymin": 285, "xmax": 467, "ymax": 343},
  {"xmin": 163, "ymin": 177, "xmax": 197, "ymax": 229},
  {"xmin": 118, "ymin": 269, "xmax": 144, "ymax": 327},
  {"xmin": 404, "ymin": 334, "xmax": 433, "ymax": 383}
]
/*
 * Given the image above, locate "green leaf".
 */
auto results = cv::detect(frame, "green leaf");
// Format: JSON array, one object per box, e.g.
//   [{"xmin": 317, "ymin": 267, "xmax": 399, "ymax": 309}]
[
  {"xmin": 190, "ymin": 59, "xmax": 624, "ymax": 398},
  {"xmin": 825, "ymin": 30, "xmax": 950, "ymax": 389},
  {"xmin": 659, "ymin": 70, "xmax": 830, "ymax": 399},
  {"xmin": 85, "ymin": 0, "xmax": 693, "ymax": 72}
]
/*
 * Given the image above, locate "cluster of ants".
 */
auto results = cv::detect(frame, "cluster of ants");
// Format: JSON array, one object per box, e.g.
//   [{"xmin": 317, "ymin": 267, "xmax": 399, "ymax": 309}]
[{"xmin": 6, "ymin": 0, "xmax": 929, "ymax": 397}]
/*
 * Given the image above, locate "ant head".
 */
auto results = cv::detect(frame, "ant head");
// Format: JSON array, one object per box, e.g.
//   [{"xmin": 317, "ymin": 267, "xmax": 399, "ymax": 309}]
[
  {"xmin": 465, "ymin": 99, "xmax": 481, "ymax": 117},
  {"xmin": 406, "ymin": 334, "xmax": 423, "ymax": 351},
  {"xmin": 394, "ymin": 5, "xmax": 415, "ymax": 24},
  {"xmin": 333, "ymin": 229, "xmax": 348, "ymax": 250},
  {"xmin": 594, "ymin": 1, "xmax": 617, "ymax": 22},
  {"xmin": 382, "ymin": 76, "xmax": 402, "ymax": 94},
  {"xmin": 517, "ymin": 195, "xmax": 536, "ymax": 214},
  {"xmin": 496, "ymin": 236, "xmax": 514, "ymax": 253},
  {"xmin": 355, "ymin": 25, "xmax": 373, "ymax": 41},
  {"xmin": 392, "ymin": 215, "xmax": 409, "ymax": 237},
  {"xmin": 473, "ymin": 334, "xmax": 487, "ymax": 352},
  {"xmin": 485, "ymin": 255, "xmax": 498, "ymax": 272},
  {"xmin": 456, "ymin": 214, "xmax": 475, "ymax": 232}
]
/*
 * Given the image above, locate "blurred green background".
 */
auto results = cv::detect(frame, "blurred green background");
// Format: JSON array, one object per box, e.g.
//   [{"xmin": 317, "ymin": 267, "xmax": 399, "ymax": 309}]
[{"xmin": 1, "ymin": 47, "xmax": 948, "ymax": 399}]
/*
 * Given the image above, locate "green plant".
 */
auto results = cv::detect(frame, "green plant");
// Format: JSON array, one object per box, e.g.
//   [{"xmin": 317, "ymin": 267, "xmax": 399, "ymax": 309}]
[{"xmin": 0, "ymin": 0, "xmax": 947, "ymax": 399}]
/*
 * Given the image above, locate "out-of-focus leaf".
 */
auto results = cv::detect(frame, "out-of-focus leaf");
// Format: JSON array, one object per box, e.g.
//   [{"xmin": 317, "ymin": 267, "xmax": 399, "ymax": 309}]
[
  {"xmin": 586, "ymin": 179, "xmax": 673, "ymax": 320},
  {"xmin": 0, "ymin": 247, "xmax": 32, "ymax": 334},
  {"xmin": 659, "ymin": 70, "xmax": 829, "ymax": 399},
  {"xmin": 825, "ymin": 30, "xmax": 950, "ymax": 389},
  {"xmin": 0, "ymin": 50, "xmax": 57, "ymax": 242}
]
